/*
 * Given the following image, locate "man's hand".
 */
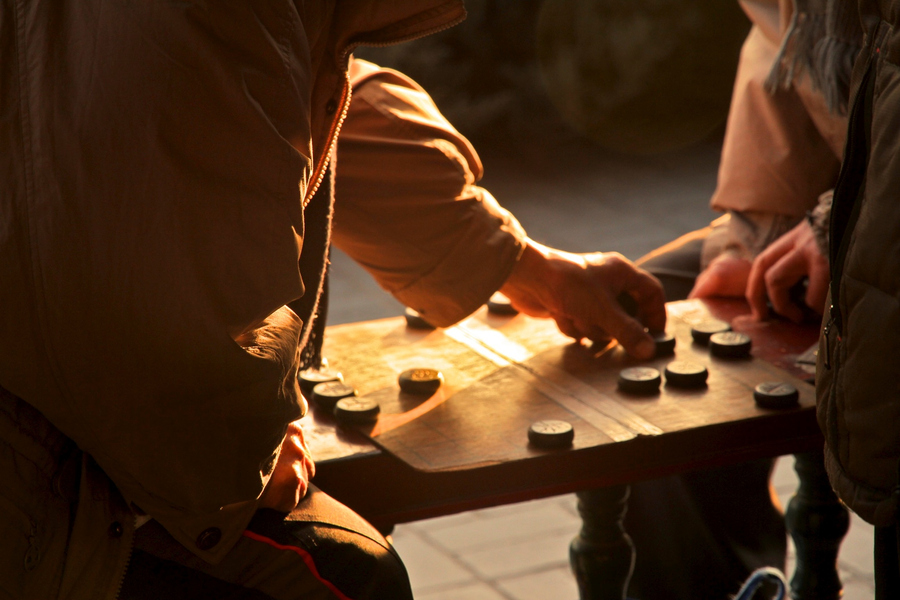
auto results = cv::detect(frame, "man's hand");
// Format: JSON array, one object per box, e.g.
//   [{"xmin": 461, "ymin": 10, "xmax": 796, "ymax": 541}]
[
  {"xmin": 500, "ymin": 240, "xmax": 666, "ymax": 360},
  {"xmin": 688, "ymin": 254, "xmax": 753, "ymax": 299},
  {"xmin": 746, "ymin": 220, "xmax": 829, "ymax": 322},
  {"xmin": 259, "ymin": 421, "xmax": 315, "ymax": 513}
]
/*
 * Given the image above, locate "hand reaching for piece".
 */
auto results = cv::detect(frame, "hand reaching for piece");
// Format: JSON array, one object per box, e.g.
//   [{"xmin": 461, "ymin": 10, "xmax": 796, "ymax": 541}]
[
  {"xmin": 746, "ymin": 220, "xmax": 829, "ymax": 323},
  {"xmin": 500, "ymin": 239, "xmax": 666, "ymax": 360},
  {"xmin": 259, "ymin": 420, "xmax": 316, "ymax": 513}
]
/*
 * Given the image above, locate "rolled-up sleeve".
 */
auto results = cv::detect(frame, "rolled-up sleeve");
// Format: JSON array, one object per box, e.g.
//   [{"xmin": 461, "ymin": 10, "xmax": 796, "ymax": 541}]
[{"xmin": 332, "ymin": 60, "xmax": 527, "ymax": 327}]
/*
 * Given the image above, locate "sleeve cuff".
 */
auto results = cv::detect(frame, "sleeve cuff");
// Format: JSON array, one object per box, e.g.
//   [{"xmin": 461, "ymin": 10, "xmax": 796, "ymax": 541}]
[
  {"xmin": 392, "ymin": 187, "xmax": 527, "ymax": 327},
  {"xmin": 700, "ymin": 210, "xmax": 800, "ymax": 269}
]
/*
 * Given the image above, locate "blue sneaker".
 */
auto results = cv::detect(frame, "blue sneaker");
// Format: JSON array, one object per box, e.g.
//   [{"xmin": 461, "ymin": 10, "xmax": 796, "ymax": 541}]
[{"xmin": 734, "ymin": 567, "xmax": 788, "ymax": 600}]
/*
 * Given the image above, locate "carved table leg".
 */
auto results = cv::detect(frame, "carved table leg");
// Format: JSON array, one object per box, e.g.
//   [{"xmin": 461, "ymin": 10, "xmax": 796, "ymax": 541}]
[
  {"xmin": 570, "ymin": 485, "xmax": 634, "ymax": 600},
  {"xmin": 787, "ymin": 451, "xmax": 850, "ymax": 600}
]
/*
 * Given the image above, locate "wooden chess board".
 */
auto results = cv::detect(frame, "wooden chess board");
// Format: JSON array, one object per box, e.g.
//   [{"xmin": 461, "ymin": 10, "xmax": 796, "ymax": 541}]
[{"xmin": 305, "ymin": 299, "xmax": 820, "ymax": 488}]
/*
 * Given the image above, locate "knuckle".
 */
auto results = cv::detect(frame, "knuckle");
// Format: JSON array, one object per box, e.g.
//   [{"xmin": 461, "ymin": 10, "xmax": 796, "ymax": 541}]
[
  {"xmin": 606, "ymin": 254, "xmax": 630, "ymax": 273},
  {"xmin": 763, "ymin": 269, "xmax": 781, "ymax": 287}
]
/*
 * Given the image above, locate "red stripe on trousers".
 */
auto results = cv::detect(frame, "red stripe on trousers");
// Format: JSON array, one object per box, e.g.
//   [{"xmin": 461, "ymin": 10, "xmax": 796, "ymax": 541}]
[{"xmin": 241, "ymin": 530, "xmax": 355, "ymax": 600}]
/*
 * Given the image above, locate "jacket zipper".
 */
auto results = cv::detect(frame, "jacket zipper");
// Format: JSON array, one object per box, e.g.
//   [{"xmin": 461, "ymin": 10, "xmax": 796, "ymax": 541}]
[
  {"xmin": 823, "ymin": 310, "xmax": 835, "ymax": 369},
  {"xmin": 302, "ymin": 80, "xmax": 350, "ymax": 209},
  {"xmin": 827, "ymin": 52, "xmax": 876, "ymax": 339},
  {"xmin": 112, "ymin": 538, "xmax": 134, "ymax": 600},
  {"xmin": 303, "ymin": 9, "xmax": 466, "ymax": 209}
]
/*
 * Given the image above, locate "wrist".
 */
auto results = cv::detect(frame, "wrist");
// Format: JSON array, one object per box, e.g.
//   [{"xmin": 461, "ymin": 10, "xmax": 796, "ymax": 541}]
[
  {"xmin": 501, "ymin": 239, "xmax": 548, "ymax": 295},
  {"xmin": 499, "ymin": 239, "xmax": 563, "ymax": 317}
]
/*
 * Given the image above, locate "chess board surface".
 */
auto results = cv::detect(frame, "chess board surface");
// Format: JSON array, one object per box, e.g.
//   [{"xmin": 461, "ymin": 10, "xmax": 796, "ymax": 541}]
[{"xmin": 310, "ymin": 299, "xmax": 819, "ymax": 474}]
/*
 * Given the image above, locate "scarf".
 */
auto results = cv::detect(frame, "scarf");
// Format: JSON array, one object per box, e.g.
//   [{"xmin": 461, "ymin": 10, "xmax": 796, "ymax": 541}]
[{"xmin": 765, "ymin": 0, "xmax": 864, "ymax": 114}]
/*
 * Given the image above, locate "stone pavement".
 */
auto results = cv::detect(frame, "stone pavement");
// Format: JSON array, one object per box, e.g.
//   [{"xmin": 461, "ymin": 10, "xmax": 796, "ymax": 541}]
[
  {"xmin": 379, "ymin": 458, "xmax": 875, "ymax": 600},
  {"xmin": 326, "ymin": 140, "xmax": 876, "ymax": 599}
]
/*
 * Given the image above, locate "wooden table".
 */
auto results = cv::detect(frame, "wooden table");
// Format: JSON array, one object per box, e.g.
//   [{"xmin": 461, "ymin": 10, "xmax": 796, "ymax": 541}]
[{"xmin": 302, "ymin": 299, "xmax": 848, "ymax": 599}]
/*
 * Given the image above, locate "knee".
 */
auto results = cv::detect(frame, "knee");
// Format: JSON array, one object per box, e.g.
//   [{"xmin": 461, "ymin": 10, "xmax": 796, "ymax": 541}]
[{"xmin": 296, "ymin": 524, "xmax": 413, "ymax": 600}]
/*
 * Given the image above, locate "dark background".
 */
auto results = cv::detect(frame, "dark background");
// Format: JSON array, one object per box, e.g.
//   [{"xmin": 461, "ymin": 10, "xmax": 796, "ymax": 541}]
[{"xmin": 356, "ymin": 0, "xmax": 750, "ymax": 158}]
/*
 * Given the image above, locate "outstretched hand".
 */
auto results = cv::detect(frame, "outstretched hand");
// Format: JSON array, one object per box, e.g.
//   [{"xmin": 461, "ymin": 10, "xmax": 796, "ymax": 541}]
[
  {"xmin": 500, "ymin": 240, "xmax": 666, "ymax": 360},
  {"xmin": 259, "ymin": 420, "xmax": 316, "ymax": 513}
]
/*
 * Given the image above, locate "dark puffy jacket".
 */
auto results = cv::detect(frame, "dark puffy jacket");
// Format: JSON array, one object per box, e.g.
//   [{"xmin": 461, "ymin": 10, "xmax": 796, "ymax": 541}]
[{"xmin": 817, "ymin": 3, "xmax": 900, "ymax": 527}]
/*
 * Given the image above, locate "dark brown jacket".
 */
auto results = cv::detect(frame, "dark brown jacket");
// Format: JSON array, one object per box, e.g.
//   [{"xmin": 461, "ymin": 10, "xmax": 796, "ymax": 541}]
[
  {"xmin": 2, "ymin": 2, "xmax": 529, "ymax": 597},
  {"xmin": 817, "ymin": 1, "xmax": 900, "ymax": 527}
]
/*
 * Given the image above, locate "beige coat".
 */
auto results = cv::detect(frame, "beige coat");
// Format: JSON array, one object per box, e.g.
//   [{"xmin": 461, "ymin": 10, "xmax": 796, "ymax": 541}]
[
  {"xmin": 703, "ymin": 0, "xmax": 848, "ymax": 265},
  {"xmin": 335, "ymin": 59, "xmax": 526, "ymax": 325},
  {"xmin": 0, "ymin": 2, "xmax": 527, "ymax": 597}
]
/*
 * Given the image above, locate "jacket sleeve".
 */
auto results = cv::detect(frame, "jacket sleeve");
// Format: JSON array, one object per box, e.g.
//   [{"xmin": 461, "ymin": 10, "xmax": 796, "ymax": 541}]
[
  {"xmin": 332, "ymin": 59, "xmax": 528, "ymax": 327},
  {"xmin": 711, "ymin": 24, "xmax": 844, "ymax": 218}
]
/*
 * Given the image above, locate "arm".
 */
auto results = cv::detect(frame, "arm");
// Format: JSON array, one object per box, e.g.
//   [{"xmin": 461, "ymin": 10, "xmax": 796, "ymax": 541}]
[
  {"xmin": 335, "ymin": 60, "xmax": 665, "ymax": 357},
  {"xmin": 333, "ymin": 60, "xmax": 528, "ymax": 328},
  {"xmin": 689, "ymin": 20, "xmax": 843, "ymax": 306}
]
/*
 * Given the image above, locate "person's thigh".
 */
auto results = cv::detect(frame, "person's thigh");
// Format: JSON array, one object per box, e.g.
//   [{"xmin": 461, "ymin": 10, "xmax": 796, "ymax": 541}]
[{"xmin": 121, "ymin": 487, "xmax": 412, "ymax": 600}]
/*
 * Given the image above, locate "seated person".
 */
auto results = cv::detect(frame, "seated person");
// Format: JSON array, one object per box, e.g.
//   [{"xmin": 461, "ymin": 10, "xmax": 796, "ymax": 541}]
[{"xmin": 0, "ymin": 5, "xmax": 664, "ymax": 599}]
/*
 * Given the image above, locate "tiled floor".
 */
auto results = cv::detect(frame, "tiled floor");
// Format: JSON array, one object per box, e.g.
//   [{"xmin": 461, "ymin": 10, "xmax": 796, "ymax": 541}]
[
  {"xmin": 382, "ymin": 457, "xmax": 875, "ymax": 600},
  {"xmin": 326, "ymin": 139, "xmax": 876, "ymax": 599}
]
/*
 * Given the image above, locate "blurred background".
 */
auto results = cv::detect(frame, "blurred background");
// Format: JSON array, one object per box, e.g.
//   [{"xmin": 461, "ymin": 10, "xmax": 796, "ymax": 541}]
[{"xmin": 356, "ymin": 0, "xmax": 749, "ymax": 156}]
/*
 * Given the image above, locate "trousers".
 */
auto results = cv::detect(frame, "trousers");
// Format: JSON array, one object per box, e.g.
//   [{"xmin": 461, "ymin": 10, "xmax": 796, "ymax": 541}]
[
  {"xmin": 120, "ymin": 487, "xmax": 413, "ymax": 600},
  {"xmin": 119, "ymin": 486, "xmax": 412, "ymax": 600},
  {"xmin": 0, "ymin": 385, "xmax": 412, "ymax": 600}
]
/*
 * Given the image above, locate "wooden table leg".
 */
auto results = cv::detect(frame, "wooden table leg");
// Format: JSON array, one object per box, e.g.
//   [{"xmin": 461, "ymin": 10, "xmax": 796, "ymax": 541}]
[
  {"xmin": 786, "ymin": 451, "xmax": 850, "ymax": 600},
  {"xmin": 570, "ymin": 485, "xmax": 634, "ymax": 600}
]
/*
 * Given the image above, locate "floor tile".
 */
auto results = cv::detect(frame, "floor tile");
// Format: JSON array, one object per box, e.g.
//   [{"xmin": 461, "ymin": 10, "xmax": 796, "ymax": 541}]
[
  {"xmin": 328, "ymin": 248, "xmax": 404, "ymax": 325},
  {"xmin": 496, "ymin": 566, "xmax": 580, "ymax": 600},
  {"xmin": 455, "ymin": 530, "xmax": 574, "ymax": 579},
  {"xmin": 422, "ymin": 501, "xmax": 581, "ymax": 553},
  {"xmin": 406, "ymin": 510, "xmax": 482, "ymax": 534},
  {"xmin": 840, "ymin": 576, "xmax": 876, "ymax": 600},
  {"xmin": 839, "ymin": 515, "xmax": 875, "ymax": 576},
  {"xmin": 416, "ymin": 582, "xmax": 511, "ymax": 600},
  {"xmin": 390, "ymin": 529, "xmax": 475, "ymax": 591},
  {"xmin": 772, "ymin": 455, "xmax": 799, "ymax": 494}
]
